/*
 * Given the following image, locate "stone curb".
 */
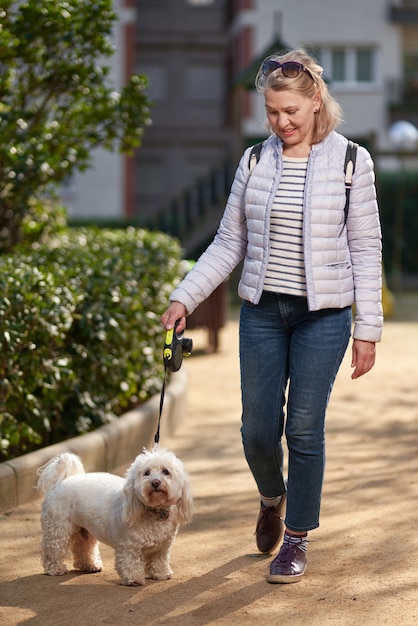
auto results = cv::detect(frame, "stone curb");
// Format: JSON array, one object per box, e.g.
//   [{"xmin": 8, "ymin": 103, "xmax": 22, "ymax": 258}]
[{"xmin": 0, "ymin": 368, "xmax": 188, "ymax": 513}]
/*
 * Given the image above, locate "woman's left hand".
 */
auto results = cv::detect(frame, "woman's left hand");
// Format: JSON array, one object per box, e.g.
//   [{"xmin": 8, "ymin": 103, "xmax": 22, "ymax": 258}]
[
  {"xmin": 161, "ymin": 301, "xmax": 187, "ymax": 332},
  {"xmin": 351, "ymin": 339, "xmax": 376, "ymax": 379}
]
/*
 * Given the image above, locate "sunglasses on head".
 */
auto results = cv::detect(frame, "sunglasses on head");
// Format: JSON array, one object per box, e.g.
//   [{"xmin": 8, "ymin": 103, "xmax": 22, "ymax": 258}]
[{"xmin": 261, "ymin": 59, "xmax": 314, "ymax": 81}]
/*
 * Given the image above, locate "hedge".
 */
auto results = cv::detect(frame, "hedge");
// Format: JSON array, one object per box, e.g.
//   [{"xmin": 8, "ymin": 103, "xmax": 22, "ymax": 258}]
[
  {"xmin": 0, "ymin": 227, "xmax": 184, "ymax": 460},
  {"xmin": 377, "ymin": 170, "xmax": 418, "ymax": 279}
]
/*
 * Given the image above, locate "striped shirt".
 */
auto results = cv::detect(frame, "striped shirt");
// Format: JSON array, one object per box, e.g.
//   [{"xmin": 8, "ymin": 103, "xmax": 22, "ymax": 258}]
[{"xmin": 263, "ymin": 156, "xmax": 308, "ymax": 296}]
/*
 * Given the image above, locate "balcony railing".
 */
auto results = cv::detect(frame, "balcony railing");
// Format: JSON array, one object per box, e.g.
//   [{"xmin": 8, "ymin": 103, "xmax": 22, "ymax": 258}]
[
  {"xmin": 389, "ymin": 4, "xmax": 418, "ymax": 23},
  {"xmin": 146, "ymin": 159, "xmax": 234, "ymax": 258},
  {"xmin": 387, "ymin": 77, "xmax": 418, "ymax": 117}
]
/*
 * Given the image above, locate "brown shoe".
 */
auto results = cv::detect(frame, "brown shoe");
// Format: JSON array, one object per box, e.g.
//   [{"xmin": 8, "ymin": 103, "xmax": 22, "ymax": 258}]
[{"xmin": 255, "ymin": 494, "xmax": 286, "ymax": 554}]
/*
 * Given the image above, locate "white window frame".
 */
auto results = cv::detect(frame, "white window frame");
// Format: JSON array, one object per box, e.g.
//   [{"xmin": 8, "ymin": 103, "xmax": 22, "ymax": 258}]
[{"xmin": 314, "ymin": 46, "xmax": 379, "ymax": 91}]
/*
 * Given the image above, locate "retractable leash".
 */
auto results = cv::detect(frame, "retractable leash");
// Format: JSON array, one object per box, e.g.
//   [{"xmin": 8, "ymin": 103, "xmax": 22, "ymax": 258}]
[{"xmin": 154, "ymin": 321, "xmax": 193, "ymax": 446}]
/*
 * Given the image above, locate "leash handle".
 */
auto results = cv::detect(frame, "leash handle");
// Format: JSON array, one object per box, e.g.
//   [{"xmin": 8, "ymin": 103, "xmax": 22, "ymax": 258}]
[{"xmin": 156, "ymin": 321, "xmax": 192, "ymax": 445}]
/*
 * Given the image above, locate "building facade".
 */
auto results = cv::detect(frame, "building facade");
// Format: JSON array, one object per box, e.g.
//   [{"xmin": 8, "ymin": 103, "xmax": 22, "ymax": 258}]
[
  {"xmin": 231, "ymin": 0, "xmax": 415, "ymax": 151},
  {"xmin": 67, "ymin": 0, "xmax": 418, "ymax": 219},
  {"xmin": 63, "ymin": 0, "xmax": 136, "ymax": 218},
  {"xmin": 134, "ymin": 0, "xmax": 231, "ymax": 220}
]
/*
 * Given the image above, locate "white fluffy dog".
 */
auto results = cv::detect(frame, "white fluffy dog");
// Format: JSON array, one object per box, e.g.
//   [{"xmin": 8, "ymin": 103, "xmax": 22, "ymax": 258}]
[{"xmin": 37, "ymin": 447, "xmax": 193, "ymax": 586}]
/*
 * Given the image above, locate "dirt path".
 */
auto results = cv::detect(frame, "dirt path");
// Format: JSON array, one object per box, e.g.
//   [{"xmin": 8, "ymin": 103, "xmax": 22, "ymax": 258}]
[{"xmin": 1, "ymin": 297, "xmax": 417, "ymax": 625}]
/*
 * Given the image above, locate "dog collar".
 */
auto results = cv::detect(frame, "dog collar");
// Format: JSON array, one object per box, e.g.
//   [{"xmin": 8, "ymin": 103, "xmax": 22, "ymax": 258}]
[{"xmin": 145, "ymin": 506, "xmax": 170, "ymax": 520}]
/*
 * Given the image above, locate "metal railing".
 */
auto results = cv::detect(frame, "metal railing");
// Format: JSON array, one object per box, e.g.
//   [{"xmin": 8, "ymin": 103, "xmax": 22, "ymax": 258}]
[
  {"xmin": 387, "ymin": 76, "xmax": 418, "ymax": 123},
  {"xmin": 146, "ymin": 159, "xmax": 234, "ymax": 257}
]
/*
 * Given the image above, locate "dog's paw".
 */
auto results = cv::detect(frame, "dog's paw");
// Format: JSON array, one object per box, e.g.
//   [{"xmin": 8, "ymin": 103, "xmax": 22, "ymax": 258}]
[
  {"xmin": 75, "ymin": 563, "xmax": 103, "ymax": 574},
  {"xmin": 44, "ymin": 564, "xmax": 69, "ymax": 576},
  {"xmin": 149, "ymin": 573, "xmax": 173, "ymax": 581},
  {"xmin": 146, "ymin": 567, "xmax": 173, "ymax": 581},
  {"xmin": 73, "ymin": 556, "xmax": 103, "ymax": 573},
  {"xmin": 121, "ymin": 578, "xmax": 146, "ymax": 587}
]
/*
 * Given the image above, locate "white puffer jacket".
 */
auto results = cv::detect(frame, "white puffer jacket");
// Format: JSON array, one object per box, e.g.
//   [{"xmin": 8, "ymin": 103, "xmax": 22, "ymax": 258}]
[{"xmin": 171, "ymin": 131, "xmax": 383, "ymax": 342}]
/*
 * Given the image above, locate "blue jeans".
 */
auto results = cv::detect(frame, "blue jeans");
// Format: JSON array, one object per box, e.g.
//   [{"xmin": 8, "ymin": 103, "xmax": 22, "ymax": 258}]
[{"xmin": 239, "ymin": 291, "xmax": 351, "ymax": 533}]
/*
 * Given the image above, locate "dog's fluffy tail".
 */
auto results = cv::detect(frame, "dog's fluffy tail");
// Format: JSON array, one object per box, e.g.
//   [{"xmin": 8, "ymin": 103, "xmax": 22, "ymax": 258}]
[{"xmin": 37, "ymin": 452, "xmax": 85, "ymax": 494}]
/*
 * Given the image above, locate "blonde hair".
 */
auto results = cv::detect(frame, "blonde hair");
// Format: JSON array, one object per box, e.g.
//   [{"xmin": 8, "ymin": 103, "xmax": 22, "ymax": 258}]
[{"xmin": 255, "ymin": 49, "xmax": 343, "ymax": 144}]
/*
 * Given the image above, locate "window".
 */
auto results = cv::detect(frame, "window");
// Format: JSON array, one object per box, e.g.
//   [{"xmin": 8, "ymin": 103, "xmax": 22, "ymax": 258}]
[
  {"xmin": 332, "ymin": 49, "xmax": 346, "ymax": 82},
  {"xmin": 186, "ymin": 0, "xmax": 217, "ymax": 5},
  {"xmin": 186, "ymin": 65, "xmax": 224, "ymax": 102},
  {"xmin": 307, "ymin": 46, "xmax": 377, "ymax": 87},
  {"xmin": 137, "ymin": 64, "xmax": 167, "ymax": 102},
  {"xmin": 356, "ymin": 49, "xmax": 373, "ymax": 82}
]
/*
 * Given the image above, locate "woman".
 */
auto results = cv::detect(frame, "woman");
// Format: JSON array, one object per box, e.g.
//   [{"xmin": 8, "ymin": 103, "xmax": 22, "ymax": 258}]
[{"xmin": 161, "ymin": 49, "xmax": 383, "ymax": 583}]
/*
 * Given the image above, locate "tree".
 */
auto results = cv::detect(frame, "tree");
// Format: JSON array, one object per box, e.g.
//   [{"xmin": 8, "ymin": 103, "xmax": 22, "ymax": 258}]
[{"xmin": 0, "ymin": 0, "xmax": 150, "ymax": 252}]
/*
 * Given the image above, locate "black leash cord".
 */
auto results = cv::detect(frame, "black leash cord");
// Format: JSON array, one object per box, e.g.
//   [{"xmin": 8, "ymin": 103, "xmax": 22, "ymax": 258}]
[{"xmin": 154, "ymin": 363, "xmax": 167, "ymax": 445}]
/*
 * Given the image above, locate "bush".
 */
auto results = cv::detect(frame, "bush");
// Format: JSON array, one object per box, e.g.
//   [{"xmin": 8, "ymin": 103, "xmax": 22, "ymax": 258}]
[
  {"xmin": 0, "ymin": 259, "xmax": 78, "ymax": 456},
  {"xmin": 0, "ymin": 227, "xmax": 184, "ymax": 459},
  {"xmin": 21, "ymin": 197, "xmax": 68, "ymax": 245},
  {"xmin": 377, "ymin": 170, "xmax": 418, "ymax": 279}
]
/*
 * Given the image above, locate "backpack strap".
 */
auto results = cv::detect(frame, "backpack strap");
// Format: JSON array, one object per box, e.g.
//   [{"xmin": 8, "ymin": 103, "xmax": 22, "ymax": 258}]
[
  {"xmin": 343, "ymin": 140, "xmax": 358, "ymax": 225},
  {"xmin": 248, "ymin": 141, "xmax": 264, "ymax": 174}
]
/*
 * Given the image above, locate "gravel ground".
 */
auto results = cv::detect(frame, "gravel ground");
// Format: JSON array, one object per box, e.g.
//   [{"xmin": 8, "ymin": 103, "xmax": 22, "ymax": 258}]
[{"xmin": 1, "ymin": 294, "xmax": 417, "ymax": 626}]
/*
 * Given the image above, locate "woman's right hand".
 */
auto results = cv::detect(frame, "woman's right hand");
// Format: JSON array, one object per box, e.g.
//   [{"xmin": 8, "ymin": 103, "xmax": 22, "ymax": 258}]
[{"xmin": 161, "ymin": 301, "xmax": 187, "ymax": 332}]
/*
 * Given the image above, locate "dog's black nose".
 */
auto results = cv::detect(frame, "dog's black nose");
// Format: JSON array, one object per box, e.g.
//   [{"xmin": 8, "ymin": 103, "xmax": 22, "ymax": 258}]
[{"xmin": 151, "ymin": 479, "xmax": 161, "ymax": 490}]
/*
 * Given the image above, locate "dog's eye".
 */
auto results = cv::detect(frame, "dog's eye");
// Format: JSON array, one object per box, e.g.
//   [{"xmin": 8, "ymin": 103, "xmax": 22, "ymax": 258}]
[
  {"xmin": 144, "ymin": 470, "xmax": 151, "ymax": 476},
  {"xmin": 162, "ymin": 469, "xmax": 170, "ymax": 476}
]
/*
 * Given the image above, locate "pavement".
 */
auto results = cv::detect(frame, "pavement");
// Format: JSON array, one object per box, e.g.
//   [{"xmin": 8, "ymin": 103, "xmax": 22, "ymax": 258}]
[{"xmin": 0, "ymin": 293, "xmax": 417, "ymax": 625}]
